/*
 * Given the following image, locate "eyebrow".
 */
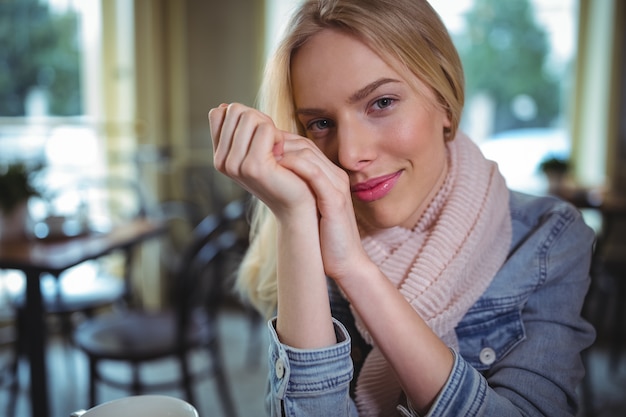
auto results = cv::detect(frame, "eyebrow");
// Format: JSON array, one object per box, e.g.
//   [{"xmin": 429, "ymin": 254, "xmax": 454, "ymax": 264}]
[
  {"xmin": 295, "ymin": 77, "xmax": 401, "ymax": 117},
  {"xmin": 348, "ymin": 78, "xmax": 401, "ymax": 104}
]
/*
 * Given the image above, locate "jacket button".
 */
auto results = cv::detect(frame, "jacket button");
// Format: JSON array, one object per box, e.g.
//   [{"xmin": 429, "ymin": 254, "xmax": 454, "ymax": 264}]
[
  {"xmin": 479, "ymin": 347, "xmax": 496, "ymax": 365},
  {"xmin": 275, "ymin": 358, "xmax": 285, "ymax": 379}
]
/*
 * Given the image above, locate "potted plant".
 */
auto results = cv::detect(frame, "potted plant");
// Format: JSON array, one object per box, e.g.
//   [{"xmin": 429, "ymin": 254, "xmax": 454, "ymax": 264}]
[
  {"xmin": 0, "ymin": 162, "xmax": 42, "ymax": 240},
  {"xmin": 539, "ymin": 156, "xmax": 570, "ymax": 194}
]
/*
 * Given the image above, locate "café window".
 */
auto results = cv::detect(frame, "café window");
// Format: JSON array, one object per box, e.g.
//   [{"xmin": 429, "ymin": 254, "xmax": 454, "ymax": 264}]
[
  {"xmin": 0, "ymin": 0, "xmax": 144, "ymax": 226},
  {"xmin": 431, "ymin": 0, "xmax": 578, "ymax": 195},
  {"xmin": 0, "ymin": 0, "xmax": 140, "ymax": 176},
  {"xmin": 0, "ymin": 0, "xmax": 92, "ymax": 175},
  {"xmin": 0, "ymin": 0, "xmax": 82, "ymax": 118}
]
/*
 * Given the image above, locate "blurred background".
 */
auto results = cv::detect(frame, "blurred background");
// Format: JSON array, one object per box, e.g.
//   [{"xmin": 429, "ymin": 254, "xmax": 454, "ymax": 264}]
[{"xmin": 0, "ymin": 0, "xmax": 624, "ymax": 416}]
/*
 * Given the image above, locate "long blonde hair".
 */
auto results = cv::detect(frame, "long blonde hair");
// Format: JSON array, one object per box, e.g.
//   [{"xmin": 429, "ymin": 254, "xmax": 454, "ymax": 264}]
[{"xmin": 236, "ymin": 0, "xmax": 465, "ymax": 318}]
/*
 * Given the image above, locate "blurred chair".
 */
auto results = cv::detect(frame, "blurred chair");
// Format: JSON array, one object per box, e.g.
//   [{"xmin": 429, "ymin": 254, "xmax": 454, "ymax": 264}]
[
  {"xmin": 0, "ymin": 300, "xmax": 18, "ymax": 417},
  {"xmin": 585, "ymin": 211, "xmax": 626, "ymax": 368},
  {"xmin": 4, "ymin": 175, "xmax": 155, "ymax": 383},
  {"xmin": 72, "ymin": 199, "xmax": 248, "ymax": 417},
  {"xmin": 578, "ymin": 198, "xmax": 626, "ymax": 416},
  {"xmin": 159, "ymin": 198, "xmax": 263, "ymax": 369}
]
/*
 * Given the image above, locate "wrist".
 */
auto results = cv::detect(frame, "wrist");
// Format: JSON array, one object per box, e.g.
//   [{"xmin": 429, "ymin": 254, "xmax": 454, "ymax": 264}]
[
  {"xmin": 275, "ymin": 204, "xmax": 319, "ymax": 234},
  {"xmin": 334, "ymin": 257, "xmax": 382, "ymax": 300}
]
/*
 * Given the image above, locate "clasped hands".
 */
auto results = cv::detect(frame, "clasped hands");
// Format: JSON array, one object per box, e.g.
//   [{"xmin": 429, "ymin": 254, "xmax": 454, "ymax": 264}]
[{"xmin": 208, "ymin": 103, "xmax": 366, "ymax": 281}]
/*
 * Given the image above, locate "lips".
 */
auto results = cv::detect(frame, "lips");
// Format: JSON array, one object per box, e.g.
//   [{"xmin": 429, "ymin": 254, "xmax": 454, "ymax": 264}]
[{"xmin": 351, "ymin": 171, "xmax": 402, "ymax": 202}]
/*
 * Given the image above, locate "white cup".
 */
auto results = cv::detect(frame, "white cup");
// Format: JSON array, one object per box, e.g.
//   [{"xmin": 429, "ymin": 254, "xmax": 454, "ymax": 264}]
[{"xmin": 72, "ymin": 395, "xmax": 199, "ymax": 417}]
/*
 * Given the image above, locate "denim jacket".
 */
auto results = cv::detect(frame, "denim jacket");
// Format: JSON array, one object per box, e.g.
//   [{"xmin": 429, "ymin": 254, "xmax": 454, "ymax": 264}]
[{"xmin": 266, "ymin": 191, "xmax": 596, "ymax": 416}]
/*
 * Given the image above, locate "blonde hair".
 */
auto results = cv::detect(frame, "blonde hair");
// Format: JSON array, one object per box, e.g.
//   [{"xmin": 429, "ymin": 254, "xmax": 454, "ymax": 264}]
[{"xmin": 236, "ymin": 0, "xmax": 465, "ymax": 318}]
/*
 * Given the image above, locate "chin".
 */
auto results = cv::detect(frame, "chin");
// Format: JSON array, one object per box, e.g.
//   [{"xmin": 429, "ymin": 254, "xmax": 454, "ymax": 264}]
[{"xmin": 355, "ymin": 204, "xmax": 411, "ymax": 232}]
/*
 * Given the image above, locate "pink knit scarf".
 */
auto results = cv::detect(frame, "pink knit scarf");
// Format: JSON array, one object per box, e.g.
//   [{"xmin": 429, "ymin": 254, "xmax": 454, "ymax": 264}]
[{"xmin": 353, "ymin": 133, "xmax": 512, "ymax": 416}]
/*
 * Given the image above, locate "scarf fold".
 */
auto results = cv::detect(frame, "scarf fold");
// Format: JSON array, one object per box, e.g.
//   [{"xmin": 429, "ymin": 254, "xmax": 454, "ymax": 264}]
[{"xmin": 352, "ymin": 133, "xmax": 512, "ymax": 416}]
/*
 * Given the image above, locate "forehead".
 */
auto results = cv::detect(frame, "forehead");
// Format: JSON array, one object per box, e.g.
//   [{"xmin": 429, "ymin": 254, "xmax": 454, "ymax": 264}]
[
  {"xmin": 293, "ymin": 28, "xmax": 385, "ymax": 66},
  {"xmin": 291, "ymin": 29, "xmax": 402, "ymax": 98},
  {"xmin": 290, "ymin": 29, "xmax": 429, "ymax": 107}
]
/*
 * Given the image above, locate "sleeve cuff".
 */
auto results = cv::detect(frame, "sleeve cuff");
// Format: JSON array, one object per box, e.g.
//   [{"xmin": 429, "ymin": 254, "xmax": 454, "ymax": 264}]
[{"xmin": 267, "ymin": 317, "xmax": 353, "ymax": 398}]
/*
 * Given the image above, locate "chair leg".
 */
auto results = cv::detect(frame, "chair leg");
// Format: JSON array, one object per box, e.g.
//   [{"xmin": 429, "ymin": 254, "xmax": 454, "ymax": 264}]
[
  {"xmin": 3, "ymin": 344, "xmax": 19, "ymax": 417},
  {"xmin": 1, "ymin": 310, "xmax": 22, "ymax": 417},
  {"xmin": 178, "ymin": 352, "xmax": 195, "ymax": 406},
  {"xmin": 209, "ymin": 340, "xmax": 238, "ymax": 417},
  {"xmin": 131, "ymin": 362, "xmax": 141, "ymax": 395},
  {"xmin": 6, "ymin": 383, "xmax": 18, "ymax": 417},
  {"xmin": 88, "ymin": 358, "xmax": 98, "ymax": 407},
  {"xmin": 245, "ymin": 308, "xmax": 264, "ymax": 369},
  {"xmin": 609, "ymin": 277, "xmax": 626, "ymax": 373},
  {"xmin": 58, "ymin": 313, "xmax": 79, "ymax": 384}
]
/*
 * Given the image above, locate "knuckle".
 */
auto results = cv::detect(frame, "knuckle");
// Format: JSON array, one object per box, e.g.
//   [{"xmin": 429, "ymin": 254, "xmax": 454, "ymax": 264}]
[
  {"xmin": 227, "ymin": 102, "xmax": 246, "ymax": 113},
  {"xmin": 223, "ymin": 156, "xmax": 242, "ymax": 177},
  {"xmin": 212, "ymin": 157, "xmax": 223, "ymax": 172},
  {"xmin": 255, "ymin": 121, "xmax": 275, "ymax": 136},
  {"xmin": 239, "ymin": 159, "xmax": 262, "ymax": 179},
  {"xmin": 212, "ymin": 151, "xmax": 226, "ymax": 172}
]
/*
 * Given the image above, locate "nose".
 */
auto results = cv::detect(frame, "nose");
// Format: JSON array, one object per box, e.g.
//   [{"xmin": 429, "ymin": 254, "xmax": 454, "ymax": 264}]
[{"xmin": 335, "ymin": 119, "xmax": 375, "ymax": 171}]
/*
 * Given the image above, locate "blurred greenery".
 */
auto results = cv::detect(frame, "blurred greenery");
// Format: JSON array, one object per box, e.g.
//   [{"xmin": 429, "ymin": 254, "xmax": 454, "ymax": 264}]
[
  {"xmin": 0, "ymin": 162, "xmax": 42, "ymax": 214},
  {"xmin": 455, "ymin": 0, "xmax": 562, "ymax": 133},
  {"xmin": 0, "ymin": 0, "xmax": 82, "ymax": 116}
]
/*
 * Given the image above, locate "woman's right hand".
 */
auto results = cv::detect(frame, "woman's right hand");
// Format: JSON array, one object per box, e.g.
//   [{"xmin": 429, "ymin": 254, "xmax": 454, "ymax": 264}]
[
  {"xmin": 208, "ymin": 103, "xmax": 316, "ymax": 218},
  {"xmin": 211, "ymin": 104, "xmax": 339, "ymax": 349}
]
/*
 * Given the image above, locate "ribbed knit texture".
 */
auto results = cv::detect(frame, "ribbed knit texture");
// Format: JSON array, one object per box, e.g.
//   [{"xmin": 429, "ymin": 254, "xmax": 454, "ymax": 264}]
[{"xmin": 353, "ymin": 133, "xmax": 512, "ymax": 416}]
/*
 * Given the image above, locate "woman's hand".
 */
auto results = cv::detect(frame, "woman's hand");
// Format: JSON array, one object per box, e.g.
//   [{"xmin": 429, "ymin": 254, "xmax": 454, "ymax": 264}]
[
  {"xmin": 209, "ymin": 103, "xmax": 340, "ymax": 347},
  {"xmin": 209, "ymin": 102, "xmax": 369, "ymax": 283},
  {"xmin": 208, "ymin": 103, "xmax": 316, "ymax": 218},
  {"xmin": 275, "ymin": 128, "xmax": 372, "ymax": 284}
]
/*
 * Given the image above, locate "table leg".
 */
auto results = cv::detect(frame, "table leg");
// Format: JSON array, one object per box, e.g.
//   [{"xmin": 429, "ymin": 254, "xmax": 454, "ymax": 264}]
[{"xmin": 24, "ymin": 270, "xmax": 49, "ymax": 417}]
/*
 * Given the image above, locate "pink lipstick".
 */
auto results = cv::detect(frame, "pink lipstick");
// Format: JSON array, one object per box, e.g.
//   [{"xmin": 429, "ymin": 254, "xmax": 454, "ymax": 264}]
[{"xmin": 351, "ymin": 171, "xmax": 402, "ymax": 202}]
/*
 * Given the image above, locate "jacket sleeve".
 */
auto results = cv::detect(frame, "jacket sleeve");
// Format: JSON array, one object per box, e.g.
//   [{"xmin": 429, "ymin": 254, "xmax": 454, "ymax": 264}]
[{"xmin": 266, "ymin": 317, "xmax": 359, "ymax": 417}]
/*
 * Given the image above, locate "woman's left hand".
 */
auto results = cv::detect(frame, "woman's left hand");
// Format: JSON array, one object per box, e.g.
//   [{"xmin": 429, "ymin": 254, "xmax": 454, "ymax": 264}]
[{"xmin": 278, "ymin": 139, "xmax": 372, "ymax": 283}]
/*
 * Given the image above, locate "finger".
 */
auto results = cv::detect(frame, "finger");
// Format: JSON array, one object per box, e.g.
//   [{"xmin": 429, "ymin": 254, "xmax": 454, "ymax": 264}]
[
  {"xmin": 242, "ymin": 122, "xmax": 288, "ymax": 178},
  {"xmin": 212, "ymin": 103, "xmax": 260, "ymax": 173},
  {"xmin": 280, "ymin": 155, "xmax": 346, "ymax": 210},
  {"xmin": 273, "ymin": 131, "xmax": 302, "ymax": 160},
  {"xmin": 208, "ymin": 105, "xmax": 228, "ymax": 153},
  {"xmin": 281, "ymin": 138, "xmax": 347, "ymax": 189},
  {"xmin": 223, "ymin": 106, "xmax": 280, "ymax": 177},
  {"xmin": 213, "ymin": 103, "xmax": 244, "ymax": 164}
]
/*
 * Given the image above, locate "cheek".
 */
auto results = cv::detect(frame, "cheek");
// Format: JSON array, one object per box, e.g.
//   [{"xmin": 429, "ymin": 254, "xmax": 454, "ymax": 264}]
[
  {"xmin": 378, "ymin": 119, "xmax": 448, "ymax": 176},
  {"xmin": 381, "ymin": 120, "xmax": 434, "ymax": 158},
  {"xmin": 401, "ymin": 105, "xmax": 448, "ymax": 146}
]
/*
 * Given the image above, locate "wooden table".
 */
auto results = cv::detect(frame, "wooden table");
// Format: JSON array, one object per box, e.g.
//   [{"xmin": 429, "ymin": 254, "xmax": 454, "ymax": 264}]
[{"xmin": 0, "ymin": 218, "xmax": 166, "ymax": 417}]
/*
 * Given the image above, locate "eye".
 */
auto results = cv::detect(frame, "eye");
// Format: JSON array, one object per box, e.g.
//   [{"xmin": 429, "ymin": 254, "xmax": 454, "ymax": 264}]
[
  {"xmin": 372, "ymin": 97, "xmax": 395, "ymax": 110},
  {"xmin": 306, "ymin": 118, "xmax": 334, "ymax": 132}
]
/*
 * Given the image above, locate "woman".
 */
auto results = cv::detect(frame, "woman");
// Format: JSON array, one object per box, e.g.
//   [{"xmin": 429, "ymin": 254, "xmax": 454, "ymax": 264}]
[{"xmin": 208, "ymin": 0, "xmax": 595, "ymax": 415}]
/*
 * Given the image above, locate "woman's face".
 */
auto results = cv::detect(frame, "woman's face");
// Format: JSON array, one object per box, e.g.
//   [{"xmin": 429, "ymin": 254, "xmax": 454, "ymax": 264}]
[{"xmin": 291, "ymin": 29, "xmax": 451, "ymax": 231}]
